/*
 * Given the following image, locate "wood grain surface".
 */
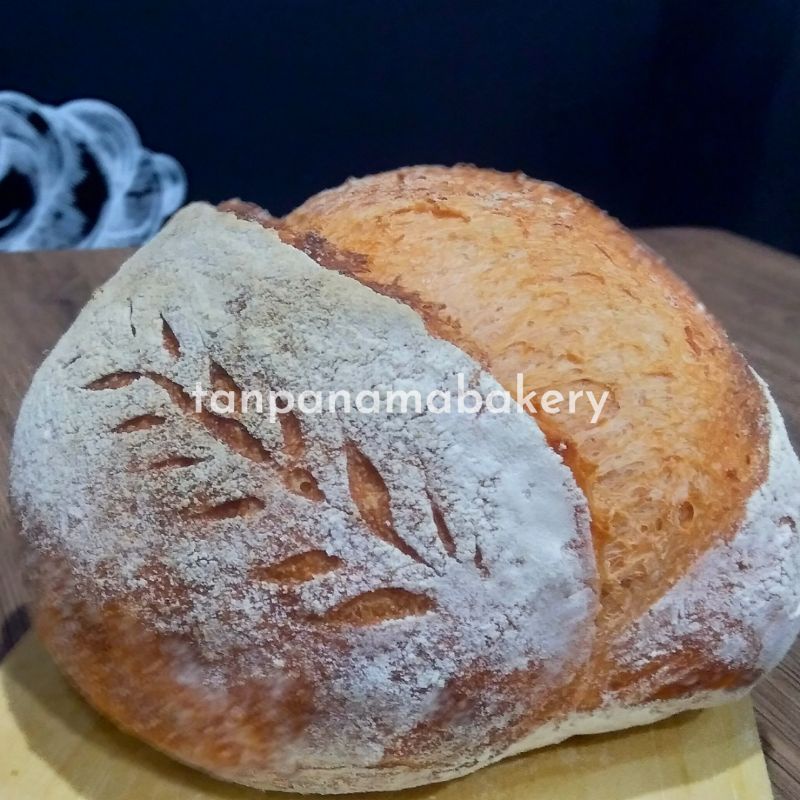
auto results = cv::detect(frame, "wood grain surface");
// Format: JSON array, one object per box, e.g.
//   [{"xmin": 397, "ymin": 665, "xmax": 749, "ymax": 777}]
[{"xmin": 0, "ymin": 229, "xmax": 798, "ymax": 797}]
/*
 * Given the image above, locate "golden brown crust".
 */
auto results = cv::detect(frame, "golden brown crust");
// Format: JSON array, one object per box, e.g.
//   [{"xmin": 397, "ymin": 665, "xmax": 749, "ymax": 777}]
[
  {"xmin": 31, "ymin": 563, "xmax": 314, "ymax": 779},
  {"xmin": 283, "ymin": 164, "xmax": 770, "ymax": 696},
  {"xmin": 221, "ymin": 198, "xmax": 489, "ymax": 364}
]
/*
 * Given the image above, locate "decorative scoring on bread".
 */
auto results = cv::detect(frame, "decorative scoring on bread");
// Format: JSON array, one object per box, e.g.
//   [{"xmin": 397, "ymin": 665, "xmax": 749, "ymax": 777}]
[{"xmin": 12, "ymin": 203, "xmax": 595, "ymax": 790}]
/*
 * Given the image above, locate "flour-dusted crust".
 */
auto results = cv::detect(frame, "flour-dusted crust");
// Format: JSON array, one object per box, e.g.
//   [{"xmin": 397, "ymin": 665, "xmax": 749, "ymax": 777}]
[
  {"xmin": 11, "ymin": 165, "xmax": 800, "ymax": 794},
  {"xmin": 11, "ymin": 203, "xmax": 594, "ymax": 792}
]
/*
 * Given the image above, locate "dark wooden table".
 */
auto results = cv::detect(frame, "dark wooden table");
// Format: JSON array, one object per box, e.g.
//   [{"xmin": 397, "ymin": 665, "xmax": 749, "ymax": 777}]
[{"xmin": 1, "ymin": 230, "xmax": 799, "ymax": 798}]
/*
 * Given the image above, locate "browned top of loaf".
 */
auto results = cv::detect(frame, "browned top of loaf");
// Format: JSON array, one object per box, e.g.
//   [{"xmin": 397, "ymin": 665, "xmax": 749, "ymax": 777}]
[{"xmin": 282, "ymin": 164, "xmax": 768, "ymax": 639}]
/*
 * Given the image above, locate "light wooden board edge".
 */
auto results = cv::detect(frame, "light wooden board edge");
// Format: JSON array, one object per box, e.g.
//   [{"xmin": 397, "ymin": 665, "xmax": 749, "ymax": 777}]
[{"xmin": 0, "ymin": 633, "xmax": 774, "ymax": 800}]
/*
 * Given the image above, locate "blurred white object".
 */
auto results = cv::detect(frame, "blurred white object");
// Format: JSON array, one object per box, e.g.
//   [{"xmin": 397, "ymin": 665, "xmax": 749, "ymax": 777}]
[{"xmin": 0, "ymin": 92, "xmax": 186, "ymax": 251}]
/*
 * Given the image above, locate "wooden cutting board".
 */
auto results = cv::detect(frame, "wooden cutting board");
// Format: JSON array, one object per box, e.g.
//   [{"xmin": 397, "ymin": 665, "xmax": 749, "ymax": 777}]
[{"xmin": 0, "ymin": 633, "xmax": 773, "ymax": 799}]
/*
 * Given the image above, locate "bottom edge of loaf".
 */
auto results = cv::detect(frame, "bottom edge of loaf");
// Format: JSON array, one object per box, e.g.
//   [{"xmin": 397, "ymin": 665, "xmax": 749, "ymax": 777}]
[{"xmin": 206, "ymin": 687, "xmax": 747, "ymax": 795}]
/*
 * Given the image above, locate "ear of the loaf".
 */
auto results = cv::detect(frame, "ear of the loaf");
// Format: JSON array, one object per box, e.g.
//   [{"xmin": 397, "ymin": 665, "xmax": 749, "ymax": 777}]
[{"xmin": 221, "ymin": 197, "xmax": 488, "ymax": 361}]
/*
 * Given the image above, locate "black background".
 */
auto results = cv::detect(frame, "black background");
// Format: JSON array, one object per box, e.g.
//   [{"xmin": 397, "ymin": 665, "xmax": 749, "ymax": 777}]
[{"xmin": 4, "ymin": 0, "xmax": 800, "ymax": 253}]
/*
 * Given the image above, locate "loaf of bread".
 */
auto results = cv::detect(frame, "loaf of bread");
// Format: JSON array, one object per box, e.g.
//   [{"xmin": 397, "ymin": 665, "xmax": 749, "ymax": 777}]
[{"xmin": 11, "ymin": 165, "xmax": 800, "ymax": 794}]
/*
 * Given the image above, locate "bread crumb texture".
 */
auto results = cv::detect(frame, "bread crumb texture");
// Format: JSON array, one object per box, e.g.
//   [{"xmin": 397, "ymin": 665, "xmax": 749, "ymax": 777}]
[{"xmin": 10, "ymin": 165, "xmax": 800, "ymax": 793}]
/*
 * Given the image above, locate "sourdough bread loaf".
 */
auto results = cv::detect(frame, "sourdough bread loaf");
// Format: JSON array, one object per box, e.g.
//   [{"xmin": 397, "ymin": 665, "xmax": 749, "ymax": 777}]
[{"xmin": 11, "ymin": 166, "xmax": 800, "ymax": 793}]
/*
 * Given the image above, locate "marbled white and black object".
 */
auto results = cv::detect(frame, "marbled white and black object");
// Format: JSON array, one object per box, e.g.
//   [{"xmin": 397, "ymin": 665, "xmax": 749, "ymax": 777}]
[{"xmin": 0, "ymin": 92, "xmax": 185, "ymax": 251}]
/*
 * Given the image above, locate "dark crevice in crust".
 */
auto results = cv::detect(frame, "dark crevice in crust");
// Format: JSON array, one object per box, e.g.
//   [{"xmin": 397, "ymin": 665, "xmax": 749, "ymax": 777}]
[
  {"xmin": 218, "ymin": 199, "xmax": 490, "ymax": 367},
  {"xmin": 319, "ymin": 588, "xmax": 435, "ymax": 626},
  {"xmin": 186, "ymin": 495, "xmax": 265, "ymax": 520},
  {"xmin": 428, "ymin": 494, "xmax": 456, "ymax": 557},
  {"xmin": 345, "ymin": 441, "xmax": 428, "ymax": 566},
  {"xmin": 251, "ymin": 550, "xmax": 343, "ymax": 583},
  {"xmin": 114, "ymin": 414, "xmax": 166, "ymax": 433},
  {"xmin": 161, "ymin": 316, "xmax": 181, "ymax": 359}
]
